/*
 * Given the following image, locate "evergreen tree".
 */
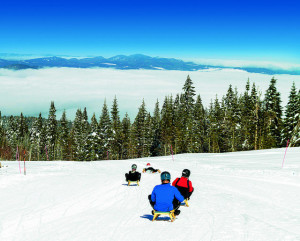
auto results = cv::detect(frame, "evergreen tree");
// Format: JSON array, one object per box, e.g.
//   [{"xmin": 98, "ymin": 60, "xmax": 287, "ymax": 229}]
[
  {"xmin": 132, "ymin": 100, "xmax": 147, "ymax": 158},
  {"xmin": 207, "ymin": 96, "xmax": 223, "ymax": 152},
  {"xmin": 6, "ymin": 115, "xmax": 19, "ymax": 150},
  {"xmin": 58, "ymin": 111, "xmax": 69, "ymax": 160},
  {"xmin": 240, "ymin": 79, "xmax": 253, "ymax": 150},
  {"xmin": 99, "ymin": 100, "xmax": 112, "ymax": 159},
  {"xmin": 30, "ymin": 113, "xmax": 45, "ymax": 160},
  {"xmin": 111, "ymin": 97, "xmax": 122, "ymax": 159},
  {"xmin": 191, "ymin": 94, "xmax": 206, "ymax": 152},
  {"xmin": 46, "ymin": 102, "xmax": 57, "ymax": 160},
  {"xmin": 0, "ymin": 111, "xmax": 5, "ymax": 148},
  {"xmin": 182, "ymin": 75, "xmax": 196, "ymax": 152},
  {"xmin": 72, "ymin": 109, "xmax": 84, "ymax": 161},
  {"xmin": 84, "ymin": 113, "xmax": 101, "ymax": 161},
  {"xmin": 82, "ymin": 107, "xmax": 90, "ymax": 136},
  {"xmin": 173, "ymin": 94, "xmax": 185, "ymax": 154},
  {"xmin": 182, "ymin": 75, "xmax": 196, "ymax": 111},
  {"xmin": 19, "ymin": 113, "xmax": 28, "ymax": 140},
  {"xmin": 263, "ymin": 77, "xmax": 283, "ymax": 148},
  {"xmin": 223, "ymin": 85, "xmax": 241, "ymax": 152},
  {"xmin": 144, "ymin": 112, "xmax": 153, "ymax": 157},
  {"xmin": 150, "ymin": 100, "xmax": 162, "ymax": 156},
  {"xmin": 284, "ymin": 83, "xmax": 300, "ymax": 146},
  {"xmin": 249, "ymin": 83, "xmax": 264, "ymax": 150},
  {"xmin": 161, "ymin": 96, "xmax": 175, "ymax": 155},
  {"xmin": 121, "ymin": 113, "xmax": 131, "ymax": 159}
]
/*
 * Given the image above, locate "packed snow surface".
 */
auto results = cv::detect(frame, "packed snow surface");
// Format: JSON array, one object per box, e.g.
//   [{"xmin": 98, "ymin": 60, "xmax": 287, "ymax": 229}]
[{"xmin": 1, "ymin": 148, "xmax": 300, "ymax": 241}]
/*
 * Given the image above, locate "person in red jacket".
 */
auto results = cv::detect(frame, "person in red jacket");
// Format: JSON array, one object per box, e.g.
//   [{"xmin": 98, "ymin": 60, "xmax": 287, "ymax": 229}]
[{"xmin": 172, "ymin": 169, "xmax": 194, "ymax": 200}]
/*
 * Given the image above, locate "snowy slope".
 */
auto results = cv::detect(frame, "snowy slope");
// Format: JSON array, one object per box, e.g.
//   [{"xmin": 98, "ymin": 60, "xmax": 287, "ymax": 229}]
[{"xmin": 0, "ymin": 147, "xmax": 300, "ymax": 241}]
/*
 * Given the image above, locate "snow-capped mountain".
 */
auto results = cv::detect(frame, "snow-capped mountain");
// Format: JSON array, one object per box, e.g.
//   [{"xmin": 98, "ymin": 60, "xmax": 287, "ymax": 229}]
[{"xmin": 0, "ymin": 54, "xmax": 299, "ymax": 75}]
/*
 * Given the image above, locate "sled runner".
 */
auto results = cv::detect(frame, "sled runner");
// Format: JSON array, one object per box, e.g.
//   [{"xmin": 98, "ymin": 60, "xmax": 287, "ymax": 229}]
[
  {"xmin": 152, "ymin": 210, "xmax": 175, "ymax": 222},
  {"xmin": 128, "ymin": 180, "xmax": 139, "ymax": 186}
]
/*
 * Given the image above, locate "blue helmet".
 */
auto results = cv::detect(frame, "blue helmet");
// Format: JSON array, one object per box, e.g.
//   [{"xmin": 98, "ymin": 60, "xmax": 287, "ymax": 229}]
[{"xmin": 161, "ymin": 171, "xmax": 171, "ymax": 181}]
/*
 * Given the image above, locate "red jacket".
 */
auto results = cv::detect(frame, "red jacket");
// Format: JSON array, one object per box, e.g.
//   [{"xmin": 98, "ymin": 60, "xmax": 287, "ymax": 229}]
[{"xmin": 172, "ymin": 177, "xmax": 193, "ymax": 192}]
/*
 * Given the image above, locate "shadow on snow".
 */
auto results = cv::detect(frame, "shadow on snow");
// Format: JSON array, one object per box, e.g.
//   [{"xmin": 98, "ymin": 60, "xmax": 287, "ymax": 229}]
[{"xmin": 140, "ymin": 214, "xmax": 172, "ymax": 222}]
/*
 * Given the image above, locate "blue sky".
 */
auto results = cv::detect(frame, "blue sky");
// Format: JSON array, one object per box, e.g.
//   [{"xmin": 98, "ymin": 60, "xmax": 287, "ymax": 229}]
[{"xmin": 0, "ymin": 0, "xmax": 299, "ymax": 65}]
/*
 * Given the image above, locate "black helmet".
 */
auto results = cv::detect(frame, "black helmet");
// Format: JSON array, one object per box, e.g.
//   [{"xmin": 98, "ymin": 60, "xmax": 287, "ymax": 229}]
[
  {"xmin": 182, "ymin": 169, "xmax": 190, "ymax": 177},
  {"xmin": 161, "ymin": 171, "xmax": 171, "ymax": 181},
  {"xmin": 131, "ymin": 164, "xmax": 137, "ymax": 170}
]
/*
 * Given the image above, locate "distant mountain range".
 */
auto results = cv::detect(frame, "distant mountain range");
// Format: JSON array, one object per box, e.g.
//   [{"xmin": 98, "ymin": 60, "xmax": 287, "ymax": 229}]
[{"xmin": 0, "ymin": 54, "xmax": 299, "ymax": 75}]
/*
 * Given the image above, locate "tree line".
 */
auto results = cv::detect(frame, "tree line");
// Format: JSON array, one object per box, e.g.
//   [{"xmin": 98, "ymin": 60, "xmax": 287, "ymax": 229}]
[{"xmin": 0, "ymin": 76, "xmax": 299, "ymax": 161}]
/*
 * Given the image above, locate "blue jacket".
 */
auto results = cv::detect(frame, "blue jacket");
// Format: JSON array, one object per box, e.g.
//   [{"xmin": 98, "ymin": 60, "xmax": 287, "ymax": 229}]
[{"xmin": 151, "ymin": 183, "xmax": 184, "ymax": 211}]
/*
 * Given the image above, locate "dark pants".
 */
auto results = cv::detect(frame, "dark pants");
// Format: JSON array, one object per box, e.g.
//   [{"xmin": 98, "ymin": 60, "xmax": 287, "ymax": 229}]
[
  {"xmin": 148, "ymin": 195, "xmax": 181, "ymax": 211},
  {"xmin": 144, "ymin": 167, "xmax": 159, "ymax": 173},
  {"xmin": 187, "ymin": 188, "xmax": 194, "ymax": 199},
  {"xmin": 177, "ymin": 186, "xmax": 195, "ymax": 200},
  {"xmin": 125, "ymin": 173, "xmax": 141, "ymax": 182}
]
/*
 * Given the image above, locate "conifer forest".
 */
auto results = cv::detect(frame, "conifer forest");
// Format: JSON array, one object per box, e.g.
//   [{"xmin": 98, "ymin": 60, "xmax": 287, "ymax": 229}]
[{"xmin": 0, "ymin": 76, "xmax": 299, "ymax": 161}]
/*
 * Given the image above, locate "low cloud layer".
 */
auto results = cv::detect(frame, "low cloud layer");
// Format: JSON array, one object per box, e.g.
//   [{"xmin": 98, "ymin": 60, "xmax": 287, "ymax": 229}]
[
  {"xmin": 0, "ymin": 68, "xmax": 299, "ymax": 120},
  {"xmin": 187, "ymin": 58, "xmax": 300, "ymax": 71}
]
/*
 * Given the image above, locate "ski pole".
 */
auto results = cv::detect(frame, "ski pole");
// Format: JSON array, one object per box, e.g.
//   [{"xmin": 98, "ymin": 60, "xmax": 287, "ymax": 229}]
[
  {"xmin": 282, "ymin": 139, "xmax": 289, "ymax": 168},
  {"xmin": 170, "ymin": 144, "xmax": 174, "ymax": 162}
]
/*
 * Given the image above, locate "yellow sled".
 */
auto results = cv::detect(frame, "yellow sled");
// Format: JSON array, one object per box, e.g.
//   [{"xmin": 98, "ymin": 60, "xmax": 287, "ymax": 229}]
[
  {"xmin": 152, "ymin": 210, "xmax": 175, "ymax": 222},
  {"xmin": 128, "ymin": 180, "xmax": 139, "ymax": 186}
]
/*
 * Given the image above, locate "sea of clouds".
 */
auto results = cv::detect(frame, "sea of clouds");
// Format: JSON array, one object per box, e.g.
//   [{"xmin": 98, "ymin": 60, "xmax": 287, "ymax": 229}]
[{"xmin": 0, "ymin": 68, "xmax": 299, "ymax": 120}]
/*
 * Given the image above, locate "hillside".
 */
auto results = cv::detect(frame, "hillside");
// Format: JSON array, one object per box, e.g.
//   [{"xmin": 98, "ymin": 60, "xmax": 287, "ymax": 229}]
[{"xmin": 0, "ymin": 147, "xmax": 299, "ymax": 241}]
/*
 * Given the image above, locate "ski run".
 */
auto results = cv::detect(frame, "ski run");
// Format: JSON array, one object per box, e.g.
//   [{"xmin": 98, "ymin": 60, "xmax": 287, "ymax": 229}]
[{"xmin": 0, "ymin": 147, "xmax": 300, "ymax": 241}]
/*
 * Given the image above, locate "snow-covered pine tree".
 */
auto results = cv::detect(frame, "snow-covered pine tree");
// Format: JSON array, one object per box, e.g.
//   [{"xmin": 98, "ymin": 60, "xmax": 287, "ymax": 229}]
[
  {"xmin": 19, "ymin": 113, "xmax": 28, "ymax": 140},
  {"xmin": 249, "ymin": 83, "xmax": 264, "ymax": 150},
  {"xmin": 161, "ymin": 96, "xmax": 175, "ymax": 155},
  {"xmin": 150, "ymin": 99, "xmax": 162, "ymax": 156},
  {"xmin": 175, "ymin": 93, "xmax": 188, "ymax": 153},
  {"xmin": 263, "ymin": 77, "xmax": 283, "ymax": 148},
  {"xmin": 84, "ymin": 113, "xmax": 101, "ymax": 161},
  {"xmin": 191, "ymin": 94, "xmax": 206, "ymax": 152},
  {"xmin": 223, "ymin": 85, "xmax": 241, "ymax": 152},
  {"xmin": 0, "ymin": 111, "xmax": 4, "ymax": 148},
  {"xmin": 144, "ymin": 112, "xmax": 153, "ymax": 157},
  {"xmin": 6, "ymin": 115, "xmax": 19, "ymax": 151},
  {"xmin": 99, "ymin": 100, "xmax": 112, "ymax": 159},
  {"xmin": 19, "ymin": 113, "xmax": 31, "ymax": 158},
  {"xmin": 82, "ymin": 107, "xmax": 90, "ymax": 135},
  {"xmin": 111, "ymin": 97, "xmax": 122, "ymax": 159},
  {"xmin": 0, "ymin": 112, "xmax": 9, "ymax": 160},
  {"xmin": 207, "ymin": 96, "xmax": 223, "ymax": 153},
  {"xmin": 30, "ymin": 113, "xmax": 44, "ymax": 160},
  {"xmin": 290, "ymin": 89, "xmax": 300, "ymax": 146},
  {"xmin": 121, "ymin": 113, "xmax": 131, "ymax": 159},
  {"xmin": 182, "ymin": 75, "xmax": 196, "ymax": 152},
  {"xmin": 240, "ymin": 80, "xmax": 253, "ymax": 150},
  {"xmin": 132, "ymin": 99, "xmax": 147, "ymax": 158},
  {"xmin": 72, "ymin": 109, "xmax": 84, "ymax": 161},
  {"xmin": 283, "ymin": 82, "xmax": 299, "ymax": 146},
  {"xmin": 58, "ymin": 111, "xmax": 69, "ymax": 160},
  {"xmin": 46, "ymin": 102, "xmax": 57, "ymax": 160}
]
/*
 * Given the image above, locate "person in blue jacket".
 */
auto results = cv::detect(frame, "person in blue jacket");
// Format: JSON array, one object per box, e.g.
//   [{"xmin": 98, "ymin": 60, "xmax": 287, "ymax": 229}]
[{"xmin": 148, "ymin": 171, "xmax": 184, "ymax": 216}]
